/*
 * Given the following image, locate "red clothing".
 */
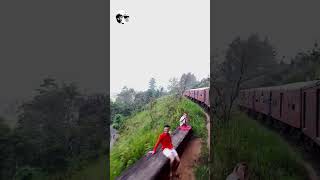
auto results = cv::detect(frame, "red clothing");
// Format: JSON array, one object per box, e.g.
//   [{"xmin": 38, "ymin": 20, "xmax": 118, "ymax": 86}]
[{"xmin": 153, "ymin": 132, "xmax": 173, "ymax": 152}]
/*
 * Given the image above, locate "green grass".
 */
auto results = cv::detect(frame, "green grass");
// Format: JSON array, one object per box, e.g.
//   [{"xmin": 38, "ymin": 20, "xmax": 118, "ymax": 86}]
[
  {"xmin": 110, "ymin": 96, "xmax": 207, "ymax": 180},
  {"xmin": 195, "ymin": 142, "xmax": 209, "ymax": 180},
  {"xmin": 211, "ymin": 111, "xmax": 309, "ymax": 180}
]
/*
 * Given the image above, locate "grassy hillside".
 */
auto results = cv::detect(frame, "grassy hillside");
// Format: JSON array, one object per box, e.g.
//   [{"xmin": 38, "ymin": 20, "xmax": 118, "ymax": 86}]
[
  {"xmin": 212, "ymin": 111, "xmax": 308, "ymax": 180},
  {"xmin": 110, "ymin": 96, "xmax": 207, "ymax": 180}
]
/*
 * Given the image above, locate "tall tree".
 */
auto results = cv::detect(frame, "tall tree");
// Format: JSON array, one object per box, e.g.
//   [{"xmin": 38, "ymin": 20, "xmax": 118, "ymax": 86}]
[
  {"xmin": 115, "ymin": 86, "xmax": 136, "ymax": 105},
  {"xmin": 211, "ymin": 34, "xmax": 277, "ymax": 122},
  {"xmin": 167, "ymin": 78, "xmax": 180, "ymax": 94},
  {"xmin": 179, "ymin": 73, "xmax": 198, "ymax": 93},
  {"xmin": 148, "ymin": 78, "xmax": 156, "ymax": 92}
]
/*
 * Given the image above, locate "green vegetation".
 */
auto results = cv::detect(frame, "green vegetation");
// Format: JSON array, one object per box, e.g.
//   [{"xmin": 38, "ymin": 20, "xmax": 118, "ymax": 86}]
[
  {"xmin": 211, "ymin": 111, "xmax": 308, "ymax": 180},
  {"xmin": 110, "ymin": 96, "xmax": 207, "ymax": 180},
  {"xmin": 56, "ymin": 155, "xmax": 108, "ymax": 180},
  {"xmin": 111, "ymin": 74, "xmax": 209, "ymax": 131},
  {"xmin": 210, "ymin": 33, "xmax": 320, "ymax": 178},
  {"xmin": 0, "ymin": 78, "xmax": 108, "ymax": 180},
  {"xmin": 195, "ymin": 142, "xmax": 209, "ymax": 179}
]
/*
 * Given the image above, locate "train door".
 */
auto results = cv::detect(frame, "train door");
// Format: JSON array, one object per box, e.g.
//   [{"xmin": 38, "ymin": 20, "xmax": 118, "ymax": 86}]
[
  {"xmin": 280, "ymin": 92, "xmax": 283, "ymax": 118},
  {"xmin": 196, "ymin": 91, "xmax": 198, "ymax": 101},
  {"xmin": 203, "ymin": 89, "xmax": 206, "ymax": 105},
  {"xmin": 252, "ymin": 90, "xmax": 256, "ymax": 111},
  {"xmin": 303, "ymin": 92, "xmax": 306, "ymax": 129},
  {"xmin": 269, "ymin": 91, "xmax": 272, "ymax": 116},
  {"xmin": 316, "ymin": 89, "xmax": 320, "ymax": 137}
]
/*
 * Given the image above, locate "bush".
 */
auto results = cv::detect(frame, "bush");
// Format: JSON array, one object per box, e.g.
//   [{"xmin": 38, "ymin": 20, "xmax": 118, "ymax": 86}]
[{"xmin": 14, "ymin": 167, "xmax": 46, "ymax": 180}]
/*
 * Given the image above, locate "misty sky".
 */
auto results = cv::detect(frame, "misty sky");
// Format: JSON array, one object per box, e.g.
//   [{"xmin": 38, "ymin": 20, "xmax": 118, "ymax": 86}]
[
  {"xmin": 0, "ymin": 1, "xmax": 107, "ymax": 105},
  {"xmin": 1, "ymin": 0, "xmax": 319, "ymax": 104},
  {"xmin": 110, "ymin": 0, "xmax": 210, "ymax": 94},
  {"xmin": 212, "ymin": 0, "xmax": 320, "ymax": 60}
]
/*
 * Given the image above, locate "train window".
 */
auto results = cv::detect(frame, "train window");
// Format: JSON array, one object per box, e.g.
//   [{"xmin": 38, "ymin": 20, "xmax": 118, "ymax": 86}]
[{"xmin": 292, "ymin": 104, "xmax": 295, "ymax": 111}]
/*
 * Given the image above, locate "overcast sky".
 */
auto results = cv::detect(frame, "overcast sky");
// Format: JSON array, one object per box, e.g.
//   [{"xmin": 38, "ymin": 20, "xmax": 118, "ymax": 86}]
[
  {"xmin": 110, "ymin": 0, "xmax": 210, "ymax": 94},
  {"xmin": 2, "ymin": 0, "xmax": 319, "ymax": 104},
  {"xmin": 211, "ymin": 0, "xmax": 320, "ymax": 60},
  {"xmin": 0, "ymin": 1, "xmax": 107, "ymax": 106}
]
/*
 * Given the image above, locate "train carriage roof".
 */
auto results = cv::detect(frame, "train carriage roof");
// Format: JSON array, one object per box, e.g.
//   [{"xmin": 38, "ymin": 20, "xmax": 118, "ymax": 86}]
[
  {"xmin": 241, "ymin": 80, "xmax": 320, "ymax": 91},
  {"xmin": 188, "ymin": 87, "xmax": 209, "ymax": 91}
]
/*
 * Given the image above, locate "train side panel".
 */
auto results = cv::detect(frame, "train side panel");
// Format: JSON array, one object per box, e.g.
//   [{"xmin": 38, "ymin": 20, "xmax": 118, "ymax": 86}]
[
  {"xmin": 205, "ymin": 88, "xmax": 210, "ymax": 107},
  {"xmin": 302, "ymin": 85, "xmax": 320, "ymax": 145},
  {"xmin": 285, "ymin": 89, "xmax": 301, "ymax": 128},
  {"xmin": 198, "ymin": 89, "xmax": 205, "ymax": 103},
  {"xmin": 270, "ymin": 89, "xmax": 281, "ymax": 120}
]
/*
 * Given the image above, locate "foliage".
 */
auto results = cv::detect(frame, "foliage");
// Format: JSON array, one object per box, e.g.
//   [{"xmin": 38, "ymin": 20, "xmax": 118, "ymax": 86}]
[
  {"xmin": 14, "ymin": 166, "xmax": 46, "ymax": 180},
  {"xmin": 211, "ymin": 111, "xmax": 308, "ymax": 180},
  {"xmin": 0, "ymin": 78, "xmax": 109, "ymax": 179},
  {"xmin": 211, "ymin": 34, "xmax": 278, "ymax": 122},
  {"xmin": 283, "ymin": 42, "xmax": 320, "ymax": 83},
  {"xmin": 111, "ymin": 77, "xmax": 168, "ymax": 129}
]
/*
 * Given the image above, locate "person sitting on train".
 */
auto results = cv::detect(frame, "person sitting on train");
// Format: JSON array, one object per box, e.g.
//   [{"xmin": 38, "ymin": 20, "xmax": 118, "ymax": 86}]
[
  {"xmin": 148, "ymin": 125, "xmax": 180, "ymax": 178},
  {"xmin": 179, "ymin": 112, "xmax": 189, "ymax": 126}
]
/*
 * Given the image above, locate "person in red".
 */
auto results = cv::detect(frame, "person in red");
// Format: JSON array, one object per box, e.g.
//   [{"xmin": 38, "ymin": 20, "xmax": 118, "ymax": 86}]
[{"xmin": 149, "ymin": 125, "xmax": 180, "ymax": 177}]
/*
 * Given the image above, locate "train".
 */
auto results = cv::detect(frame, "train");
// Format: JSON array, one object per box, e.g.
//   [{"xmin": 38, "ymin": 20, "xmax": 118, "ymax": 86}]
[
  {"xmin": 238, "ymin": 80, "xmax": 320, "ymax": 146},
  {"xmin": 183, "ymin": 87, "xmax": 210, "ymax": 110},
  {"xmin": 183, "ymin": 80, "xmax": 320, "ymax": 147}
]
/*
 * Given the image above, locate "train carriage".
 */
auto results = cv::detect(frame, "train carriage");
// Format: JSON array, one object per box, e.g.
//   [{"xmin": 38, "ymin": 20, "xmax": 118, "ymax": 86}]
[
  {"xmin": 239, "ymin": 80, "xmax": 320, "ymax": 147},
  {"xmin": 183, "ymin": 87, "xmax": 210, "ymax": 109}
]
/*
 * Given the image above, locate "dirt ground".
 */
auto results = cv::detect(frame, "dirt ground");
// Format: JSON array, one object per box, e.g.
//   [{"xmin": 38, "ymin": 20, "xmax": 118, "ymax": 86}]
[
  {"xmin": 174, "ymin": 137, "xmax": 202, "ymax": 180},
  {"xmin": 173, "ymin": 111, "xmax": 210, "ymax": 180}
]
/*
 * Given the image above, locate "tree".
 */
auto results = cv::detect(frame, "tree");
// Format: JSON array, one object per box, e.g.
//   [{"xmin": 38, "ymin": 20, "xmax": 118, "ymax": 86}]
[
  {"xmin": 0, "ymin": 117, "xmax": 16, "ymax": 179},
  {"xmin": 148, "ymin": 78, "xmax": 156, "ymax": 92},
  {"xmin": 179, "ymin": 73, "xmax": 198, "ymax": 93},
  {"xmin": 195, "ymin": 77, "xmax": 210, "ymax": 88},
  {"xmin": 115, "ymin": 86, "xmax": 136, "ymax": 105},
  {"xmin": 211, "ymin": 34, "xmax": 277, "ymax": 122},
  {"xmin": 168, "ymin": 78, "xmax": 180, "ymax": 94},
  {"xmin": 209, "ymin": 34, "xmax": 278, "ymax": 179}
]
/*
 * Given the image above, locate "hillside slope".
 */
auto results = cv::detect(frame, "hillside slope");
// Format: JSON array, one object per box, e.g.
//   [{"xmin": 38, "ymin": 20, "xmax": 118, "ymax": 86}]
[{"xmin": 110, "ymin": 96, "xmax": 207, "ymax": 180}]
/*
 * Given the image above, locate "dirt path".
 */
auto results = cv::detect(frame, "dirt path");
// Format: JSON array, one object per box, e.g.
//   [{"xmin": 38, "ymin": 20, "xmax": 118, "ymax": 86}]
[
  {"xmin": 173, "ymin": 111, "xmax": 210, "ymax": 180},
  {"xmin": 175, "ymin": 137, "xmax": 202, "ymax": 180}
]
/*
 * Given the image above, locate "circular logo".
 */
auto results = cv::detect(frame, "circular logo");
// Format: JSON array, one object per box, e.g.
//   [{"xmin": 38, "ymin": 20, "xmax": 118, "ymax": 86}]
[{"xmin": 116, "ymin": 10, "xmax": 129, "ymax": 24}]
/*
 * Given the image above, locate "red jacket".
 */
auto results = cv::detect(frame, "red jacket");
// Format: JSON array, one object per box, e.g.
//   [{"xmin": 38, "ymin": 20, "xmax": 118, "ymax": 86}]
[{"xmin": 153, "ymin": 132, "xmax": 173, "ymax": 152}]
